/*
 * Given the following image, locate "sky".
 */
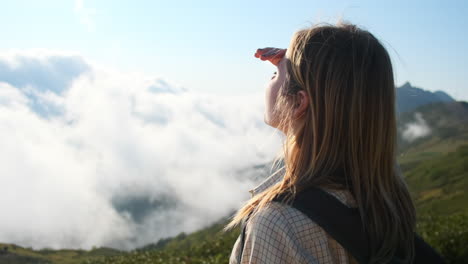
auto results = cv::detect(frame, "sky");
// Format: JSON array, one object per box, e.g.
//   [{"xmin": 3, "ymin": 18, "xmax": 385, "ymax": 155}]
[
  {"xmin": 0, "ymin": 0, "xmax": 467, "ymax": 100},
  {"xmin": 0, "ymin": 0, "xmax": 465, "ymax": 251}
]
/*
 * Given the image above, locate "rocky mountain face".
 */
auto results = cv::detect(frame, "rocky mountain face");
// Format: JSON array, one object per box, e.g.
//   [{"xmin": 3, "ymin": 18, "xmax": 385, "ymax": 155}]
[{"xmin": 396, "ymin": 82, "xmax": 455, "ymax": 113}]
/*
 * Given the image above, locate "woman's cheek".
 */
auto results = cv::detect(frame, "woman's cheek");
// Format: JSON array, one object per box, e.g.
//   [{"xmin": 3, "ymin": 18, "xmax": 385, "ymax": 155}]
[{"xmin": 264, "ymin": 80, "xmax": 280, "ymax": 127}]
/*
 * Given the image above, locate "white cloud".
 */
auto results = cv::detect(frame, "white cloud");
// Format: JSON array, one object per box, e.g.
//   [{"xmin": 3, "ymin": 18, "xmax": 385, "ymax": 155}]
[
  {"xmin": 74, "ymin": 0, "xmax": 96, "ymax": 32},
  {"xmin": 402, "ymin": 112, "xmax": 431, "ymax": 142},
  {"xmin": 0, "ymin": 51, "xmax": 281, "ymax": 250},
  {"xmin": 0, "ymin": 50, "xmax": 89, "ymax": 118}
]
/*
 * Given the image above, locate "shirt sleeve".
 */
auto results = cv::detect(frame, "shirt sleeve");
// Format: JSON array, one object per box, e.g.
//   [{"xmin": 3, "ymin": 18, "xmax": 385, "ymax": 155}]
[{"xmin": 238, "ymin": 202, "xmax": 321, "ymax": 264}]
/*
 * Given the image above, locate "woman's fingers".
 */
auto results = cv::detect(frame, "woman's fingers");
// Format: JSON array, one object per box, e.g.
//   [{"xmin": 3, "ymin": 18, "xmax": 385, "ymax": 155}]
[
  {"xmin": 254, "ymin": 47, "xmax": 287, "ymax": 66},
  {"xmin": 255, "ymin": 47, "xmax": 281, "ymax": 58}
]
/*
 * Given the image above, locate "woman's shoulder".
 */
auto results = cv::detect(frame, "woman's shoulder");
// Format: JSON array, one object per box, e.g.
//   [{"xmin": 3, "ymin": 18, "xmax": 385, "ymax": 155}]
[
  {"xmin": 250, "ymin": 187, "xmax": 357, "ymax": 226},
  {"xmin": 247, "ymin": 187, "xmax": 358, "ymax": 242},
  {"xmin": 243, "ymin": 187, "xmax": 359, "ymax": 263}
]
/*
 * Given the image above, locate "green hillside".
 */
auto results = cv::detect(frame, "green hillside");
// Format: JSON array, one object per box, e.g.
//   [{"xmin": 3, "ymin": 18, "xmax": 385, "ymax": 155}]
[
  {"xmin": 396, "ymin": 101, "xmax": 468, "ymax": 157},
  {"xmin": 404, "ymin": 144, "xmax": 468, "ymax": 216},
  {"xmin": 0, "ymin": 245, "xmax": 122, "ymax": 264}
]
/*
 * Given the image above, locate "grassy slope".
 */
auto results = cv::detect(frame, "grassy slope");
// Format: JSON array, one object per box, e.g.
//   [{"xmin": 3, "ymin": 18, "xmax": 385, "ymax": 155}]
[
  {"xmin": 404, "ymin": 144, "xmax": 468, "ymax": 216},
  {"xmin": 397, "ymin": 130, "xmax": 468, "ymax": 215},
  {"xmin": 0, "ymin": 244, "xmax": 122, "ymax": 264}
]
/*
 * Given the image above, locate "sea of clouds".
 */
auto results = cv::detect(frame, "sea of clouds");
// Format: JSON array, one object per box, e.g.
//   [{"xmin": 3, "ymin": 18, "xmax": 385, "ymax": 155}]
[{"xmin": 0, "ymin": 50, "xmax": 283, "ymax": 250}]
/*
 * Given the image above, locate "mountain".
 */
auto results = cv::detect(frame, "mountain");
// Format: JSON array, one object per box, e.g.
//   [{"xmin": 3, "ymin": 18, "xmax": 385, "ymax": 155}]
[
  {"xmin": 396, "ymin": 82, "xmax": 455, "ymax": 113},
  {"xmin": 4, "ymin": 101, "xmax": 468, "ymax": 263}
]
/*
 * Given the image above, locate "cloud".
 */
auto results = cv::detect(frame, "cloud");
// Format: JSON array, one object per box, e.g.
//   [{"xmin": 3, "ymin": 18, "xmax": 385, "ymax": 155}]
[
  {"xmin": 74, "ymin": 0, "xmax": 96, "ymax": 32},
  {"xmin": 0, "ymin": 51, "xmax": 281, "ymax": 250},
  {"xmin": 0, "ymin": 51, "xmax": 89, "ymax": 94},
  {"xmin": 0, "ymin": 51, "xmax": 90, "ymax": 118},
  {"xmin": 402, "ymin": 112, "xmax": 431, "ymax": 142}
]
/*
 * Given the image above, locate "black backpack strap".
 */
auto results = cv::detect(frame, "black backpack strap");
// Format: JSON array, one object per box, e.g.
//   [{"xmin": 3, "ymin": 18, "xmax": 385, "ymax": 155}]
[
  {"xmin": 273, "ymin": 186, "xmax": 370, "ymax": 263},
  {"xmin": 413, "ymin": 233, "xmax": 445, "ymax": 263},
  {"xmin": 272, "ymin": 187, "xmax": 446, "ymax": 264}
]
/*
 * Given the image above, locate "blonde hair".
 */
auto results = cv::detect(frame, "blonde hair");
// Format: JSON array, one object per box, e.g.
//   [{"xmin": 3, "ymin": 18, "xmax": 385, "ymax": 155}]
[{"xmin": 224, "ymin": 21, "xmax": 416, "ymax": 263}]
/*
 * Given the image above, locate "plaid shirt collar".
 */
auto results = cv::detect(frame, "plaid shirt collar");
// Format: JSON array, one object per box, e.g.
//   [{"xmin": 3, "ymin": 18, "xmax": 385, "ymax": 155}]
[{"xmin": 248, "ymin": 171, "xmax": 284, "ymax": 197}]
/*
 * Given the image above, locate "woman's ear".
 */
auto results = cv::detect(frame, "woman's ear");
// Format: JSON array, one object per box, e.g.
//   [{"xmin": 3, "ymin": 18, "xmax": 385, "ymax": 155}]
[{"xmin": 293, "ymin": 90, "xmax": 309, "ymax": 119}]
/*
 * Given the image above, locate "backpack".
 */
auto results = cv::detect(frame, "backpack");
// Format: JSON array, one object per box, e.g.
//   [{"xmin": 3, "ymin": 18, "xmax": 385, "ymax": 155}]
[{"xmin": 237, "ymin": 186, "xmax": 445, "ymax": 264}]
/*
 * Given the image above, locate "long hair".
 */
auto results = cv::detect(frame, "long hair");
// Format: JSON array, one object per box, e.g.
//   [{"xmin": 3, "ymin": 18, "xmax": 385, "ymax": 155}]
[{"xmin": 224, "ymin": 21, "xmax": 416, "ymax": 264}]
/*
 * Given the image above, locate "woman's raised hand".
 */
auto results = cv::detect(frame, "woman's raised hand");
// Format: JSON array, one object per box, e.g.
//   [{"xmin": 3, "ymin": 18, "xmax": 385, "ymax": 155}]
[{"xmin": 254, "ymin": 47, "xmax": 287, "ymax": 66}]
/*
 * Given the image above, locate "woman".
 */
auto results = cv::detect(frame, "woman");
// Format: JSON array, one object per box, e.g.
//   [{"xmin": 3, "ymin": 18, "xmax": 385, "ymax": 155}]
[{"xmin": 224, "ymin": 21, "xmax": 418, "ymax": 264}]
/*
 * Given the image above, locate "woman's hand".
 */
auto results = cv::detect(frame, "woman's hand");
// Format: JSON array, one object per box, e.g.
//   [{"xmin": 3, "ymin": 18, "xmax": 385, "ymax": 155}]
[{"xmin": 254, "ymin": 47, "xmax": 287, "ymax": 66}]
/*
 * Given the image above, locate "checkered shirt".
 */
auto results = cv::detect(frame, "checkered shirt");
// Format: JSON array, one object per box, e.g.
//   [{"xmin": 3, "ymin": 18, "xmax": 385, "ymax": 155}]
[{"xmin": 229, "ymin": 172, "xmax": 360, "ymax": 264}]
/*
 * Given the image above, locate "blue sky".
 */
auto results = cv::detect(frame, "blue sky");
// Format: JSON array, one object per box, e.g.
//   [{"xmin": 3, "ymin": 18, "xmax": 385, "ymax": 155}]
[{"xmin": 1, "ymin": 0, "xmax": 467, "ymax": 100}]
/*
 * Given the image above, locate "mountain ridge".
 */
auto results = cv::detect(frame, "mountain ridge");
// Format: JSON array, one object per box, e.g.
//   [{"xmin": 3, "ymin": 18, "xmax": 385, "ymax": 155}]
[{"xmin": 396, "ymin": 81, "xmax": 455, "ymax": 113}]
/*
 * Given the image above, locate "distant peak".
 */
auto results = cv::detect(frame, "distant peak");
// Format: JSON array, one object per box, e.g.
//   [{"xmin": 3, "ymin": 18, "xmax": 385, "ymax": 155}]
[
  {"xmin": 396, "ymin": 82, "xmax": 456, "ymax": 113},
  {"xmin": 434, "ymin": 90, "xmax": 455, "ymax": 102},
  {"xmin": 400, "ymin": 81, "xmax": 412, "ymax": 89}
]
